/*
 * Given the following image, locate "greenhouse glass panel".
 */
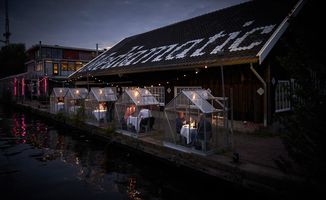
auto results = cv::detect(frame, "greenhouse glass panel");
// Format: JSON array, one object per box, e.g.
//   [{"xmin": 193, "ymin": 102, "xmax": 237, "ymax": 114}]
[
  {"xmin": 64, "ymin": 88, "xmax": 88, "ymax": 116},
  {"xmin": 163, "ymin": 89, "xmax": 228, "ymax": 155},
  {"xmin": 50, "ymin": 88, "xmax": 68, "ymax": 113},
  {"xmin": 115, "ymin": 88, "xmax": 161, "ymax": 137},
  {"xmin": 84, "ymin": 87, "xmax": 117, "ymax": 125}
]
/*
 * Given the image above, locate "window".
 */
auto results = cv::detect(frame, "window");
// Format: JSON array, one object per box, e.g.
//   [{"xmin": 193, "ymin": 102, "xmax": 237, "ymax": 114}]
[
  {"xmin": 41, "ymin": 48, "xmax": 52, "ymax": 58},
  {"xmin": 35, "ymin": 62, "xmax": 43, "ymax": 72},
  {"xmin": 41, "ymin": 48, "xmax": 46, "ymax": 58},
  {"xmin": 79, "ymin": 52, "xmax": 93, "ymax": 60},
  {"xmin": 146, "ymin": 86, "xmax": 165, "ymax": 106},
  {"xmin": 53, "ymin": 63, "xmax": 59, "ymax": 75},
  {"xmin": 63, "ymin": 50, "xmax": 79, "ymax": 59},
  {"xmin": 75, "ymin": 61, "xmax": 83, "ymax": 71},
  {"xmin": 68, "ymin": 62, "xmax": 75, "ymax": 71},
  {"xmin": 52, "ymin": 48, "xmax": 63, "ymax": 59},
  {"xmin": 275, "ymin": 80, "xmax": 291, "ymax": 112},
  {"xmin": 61, "ymin": 62, "xmax": 68, "ymax": 71}
]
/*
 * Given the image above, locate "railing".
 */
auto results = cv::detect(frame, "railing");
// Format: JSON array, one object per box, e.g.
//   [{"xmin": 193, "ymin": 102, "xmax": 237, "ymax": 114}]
[{"xmin": 275, "ymin": 80, "xmax": 291, "ymax": 113}]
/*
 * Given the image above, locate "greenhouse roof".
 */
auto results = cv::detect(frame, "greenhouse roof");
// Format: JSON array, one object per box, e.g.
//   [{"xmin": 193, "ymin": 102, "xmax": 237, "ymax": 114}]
[
  {"xmin": 51, "ymin": 88, "xmax": 69, "ymax": 98},
  {"xmin": 125, "ymin": 88, "xmax": 159, "ymax": 106},
  {"xmin": 90, "ymin": 87, "xmax": 117, "ymax": 102},
  {"xmin": 182, "ymin": 90, "xmax": 217, "ymax": 113},
  {"xmin": 192, "ymin": 89, "xmax": 215, "ymax": 100},
  {"xmin": 67, "ymin": 88, "xmax": 88, "ymax": 99}
]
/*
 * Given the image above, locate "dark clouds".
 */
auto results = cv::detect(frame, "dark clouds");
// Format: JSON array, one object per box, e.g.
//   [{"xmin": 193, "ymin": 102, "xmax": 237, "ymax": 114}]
[{"xmin": 0, "ymin": 0, "xmax": 247, "ymax": 49}]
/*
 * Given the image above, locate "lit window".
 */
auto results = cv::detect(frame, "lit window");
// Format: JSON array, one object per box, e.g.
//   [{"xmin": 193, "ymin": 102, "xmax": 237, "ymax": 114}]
[
  {"xmin": 75, "ymin": 61, "xmax": 83, "ymax": 70},
  {"xmin": 68, "ymin": 62, "xmax": 75, "ymax": 71},
  {"xmin": 53, "ymin": 63, "xmax": 59, "ymax": 75},
  {"xmin": 61, "ymin": 62, "xmax": 68, "ymax": 71},
  {"xmin": 35, "ymin": 62, "xmax": 43, "ymax": 72}
]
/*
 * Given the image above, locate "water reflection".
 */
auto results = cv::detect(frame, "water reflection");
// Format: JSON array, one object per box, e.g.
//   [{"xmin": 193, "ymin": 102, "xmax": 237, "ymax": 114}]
[
  {"xmin": 1, "ymin": 110, "xmax": 127, "ymax": 197},
  {"xmin": 0, "ymin": 107, "xmax": 252, "ymax": 200}
]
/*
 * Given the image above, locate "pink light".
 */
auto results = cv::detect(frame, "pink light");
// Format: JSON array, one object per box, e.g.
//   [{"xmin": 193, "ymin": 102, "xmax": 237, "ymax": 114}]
[
  {"xmin": 37, "ymin": 78, "xmax": 40, "ymax": 96},
  {"xmin": 14, "ymin": 78, "xmax": 17, "ymax": 96},
  {"xmin": 21, "ymin": 115, "xmax": 26, "ymax": 137},
  {"xmin": 44, "ymin": 77, "xmax": 47, "ymax": 94},
  {"xmin": 22, "ymin": 78, "xmax": 25, "ymax": 96}
]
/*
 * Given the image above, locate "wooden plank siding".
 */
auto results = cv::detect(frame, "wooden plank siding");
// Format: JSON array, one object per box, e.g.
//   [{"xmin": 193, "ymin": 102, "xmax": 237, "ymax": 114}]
[{"xmin": 94, "ymin": 64, "xmax": 266, "ymax": 123}]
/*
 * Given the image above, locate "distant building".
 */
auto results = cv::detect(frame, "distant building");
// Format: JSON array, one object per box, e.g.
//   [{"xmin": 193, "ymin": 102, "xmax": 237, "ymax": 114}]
[
  {"xmin": 25, "ymin": 44, "xmax": 99, "ymax": 79},
  {"xmin": 0, "ymin": 43, "xmax": 100, "ymax": 101}
]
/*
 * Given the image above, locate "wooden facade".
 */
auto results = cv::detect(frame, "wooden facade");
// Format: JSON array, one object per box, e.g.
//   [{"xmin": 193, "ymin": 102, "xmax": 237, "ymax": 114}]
[{"xmin": 69, "ymin": 0, "xmax": 303, "ymax": 125}]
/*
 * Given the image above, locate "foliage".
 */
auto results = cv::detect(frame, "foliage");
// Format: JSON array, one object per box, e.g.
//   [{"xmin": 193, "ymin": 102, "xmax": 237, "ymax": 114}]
[
  {"xmin": 105, "ymin": 123, "xmax": 116, "ymax": 135},
  {"xmin": 276, "ymin": 1, "xmax": 326, "ymax": 187},
  {"xmin": 72, "ymin": 105, "xmax": 85, "ymax": 125},
  {"xmin": 55, "ymin": 112, "xmax": 66, "ymax": 122}
]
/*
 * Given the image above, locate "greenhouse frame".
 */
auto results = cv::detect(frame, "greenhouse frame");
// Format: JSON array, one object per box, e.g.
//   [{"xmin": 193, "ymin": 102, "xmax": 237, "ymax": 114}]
[
  {"xmin": 84, "ymin": 87, "xmax": 117, "ymax": 125},
  {"xmin": 163, "ymin": 89, "xmax": 230, "ymax": 155},
  {"xmin": 50, "ymin": 88, "xmax": 69, "ymax": 113},
  {"xmin": 64, "ymin": 88, "xmax": 88, "ymax": 116},
  {"xmin": 114, "ymin": 88, "xmax": 161, "ymax": 137}
]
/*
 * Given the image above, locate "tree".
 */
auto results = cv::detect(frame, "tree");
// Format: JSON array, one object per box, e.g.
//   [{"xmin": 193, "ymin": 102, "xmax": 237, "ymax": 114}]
[
  {"xmin": 276, "ymin": 0, "xmax": 326, "ymax": 189},
  {"xmin": 0, "ymin": 43, "xmax": 26, "ymax": 78}
]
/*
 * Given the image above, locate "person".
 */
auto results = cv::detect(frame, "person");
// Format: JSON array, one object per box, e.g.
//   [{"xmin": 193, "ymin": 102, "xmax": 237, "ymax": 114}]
[
  {"xmin": 99, "ymin": 102, "xmax": 106, "ymax": 110},
  {"xmin": 175, "ymin": 111, "xmax": 186, "ymax": 134},
  {"xmin": 106, "ymin": 102, "xmax": 114, "ymax": 122},
  {"xmin": 124, "ymin": 105, "xmax": 136, "ymax": 120},
  {"xmin": 58, "ymin": 97, "xmax": 64, "ymax": 103},
  {"xmin": 138, "ymin": 106, "xmax": 152, "ymax": 119},
  {"xmin": 196, "ymin": 114, "xmax": 212, "ymax": 150}
]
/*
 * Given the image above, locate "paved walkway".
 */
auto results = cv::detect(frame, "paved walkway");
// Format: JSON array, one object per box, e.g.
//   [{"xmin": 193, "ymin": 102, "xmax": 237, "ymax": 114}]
[{"xmin": 231, "ymin": 132, "xmax": 293, "ymax": 170}]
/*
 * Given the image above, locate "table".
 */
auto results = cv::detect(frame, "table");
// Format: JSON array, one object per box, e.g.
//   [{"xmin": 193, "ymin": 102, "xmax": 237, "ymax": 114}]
[
  {"xmin": 180, "ymin": 124, "xmax": 197, "ymax": 144},
  {"xmin": 92, "ymin": 109, "xmax": 106, "ymax": 121},
  {"xmin": 127, "ymin": 116, "xmax": 140, "ymax": 132},
  {"xmin": 56, "ymin": 102, "xmax": 64, "ymax": 112}
]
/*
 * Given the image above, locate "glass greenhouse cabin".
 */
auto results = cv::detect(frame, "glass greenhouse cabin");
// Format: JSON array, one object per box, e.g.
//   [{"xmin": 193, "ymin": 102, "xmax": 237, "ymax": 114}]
[
  {"xmin": 64, "ymin": 88, "xmax": 88, "ymax": 116},
  {"xmin": 84, "ymin": 87, "xmax": 117, "ymax": 125},
  {"xmin": 163, "ymin": 89, "xmax": 229, "ymax": 155},
  {"xmin": 115, "ymin": 88, "xmax": 161, "ymax": 137},
  {"xmin": 50, "ymin": 88, "xmax": 69, "ymax": 113}
]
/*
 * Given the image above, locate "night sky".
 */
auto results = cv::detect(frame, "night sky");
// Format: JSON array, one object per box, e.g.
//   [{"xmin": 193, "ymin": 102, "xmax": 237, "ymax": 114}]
[{"xmin": 0, "ymin": 0, "xmax": 247, "ymax": 50}]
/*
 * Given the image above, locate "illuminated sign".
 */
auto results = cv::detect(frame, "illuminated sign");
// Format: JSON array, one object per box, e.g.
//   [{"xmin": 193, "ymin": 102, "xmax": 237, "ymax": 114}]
[{"xmin": 81, "ymin": 22, "xmax": 276, "ymax": 72}]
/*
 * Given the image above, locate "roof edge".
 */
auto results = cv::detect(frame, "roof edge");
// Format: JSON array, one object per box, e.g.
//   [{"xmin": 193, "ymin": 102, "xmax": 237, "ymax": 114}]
[
  {"xmin": 256, "ymin": 0, "xmax": 305, "ymax": 65},
  {"xmin": 68, "ymin": 38, "xmax": 129, "ymax": 79}
]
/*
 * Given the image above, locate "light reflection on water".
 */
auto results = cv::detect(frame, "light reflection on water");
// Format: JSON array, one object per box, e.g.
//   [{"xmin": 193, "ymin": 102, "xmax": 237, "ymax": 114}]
[{"xmin": 0, "ymin": 106, "xmax": 251, "ymax": 200}]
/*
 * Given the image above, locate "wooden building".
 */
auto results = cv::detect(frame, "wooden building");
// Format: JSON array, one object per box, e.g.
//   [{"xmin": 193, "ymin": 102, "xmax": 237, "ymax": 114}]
[{"xmin": 69, "ymin": 0, "xmax": 304, "ymax": 126}]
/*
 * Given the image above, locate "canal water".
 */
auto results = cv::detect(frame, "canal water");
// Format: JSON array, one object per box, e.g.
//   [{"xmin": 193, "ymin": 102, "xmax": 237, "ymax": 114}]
[{"xmin": 0, "ymin": 105, "xmax": 253, "ymax": 200}]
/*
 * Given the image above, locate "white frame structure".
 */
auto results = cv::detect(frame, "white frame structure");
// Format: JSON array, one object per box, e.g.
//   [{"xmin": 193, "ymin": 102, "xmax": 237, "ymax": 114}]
[
  {"xmin": 50, "ymin": 88, "xmax": 68, "ymax": 113},
  {"xmin": 163, "ymin": 89, "xmax": 229, "ymax": 155},
  {"xmin": 64, "ymin": 88, "xmax": 88, "ymax": 116},
  {"xmin": 84, "ymin": 87, "xmax": 117, "ymax": 125},
  {"xmin": 115, "ymin": 88, "xmax": 160, "ymax": 137}
]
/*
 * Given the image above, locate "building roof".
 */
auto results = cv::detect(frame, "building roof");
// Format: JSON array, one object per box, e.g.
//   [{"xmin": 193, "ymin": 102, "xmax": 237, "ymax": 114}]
[
  {"xmin": 71, "ymin": 0, "xmax": 303, "ymax": 78},
  {"xmin": 0, "ymin": 72, "xmax": 30, "ymax": 81},
  {"xmin": 27, "ymin": 44, "xmax": 99, "ymax": 53}
]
